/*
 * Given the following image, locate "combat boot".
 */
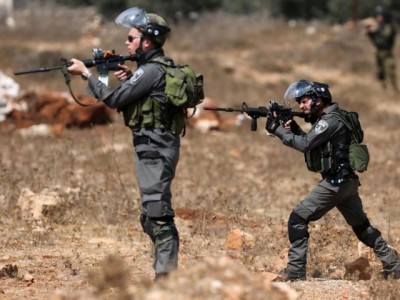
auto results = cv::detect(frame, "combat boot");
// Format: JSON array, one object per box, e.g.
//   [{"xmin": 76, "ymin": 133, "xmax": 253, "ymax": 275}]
[
  {"xmin": 154, "ymin": 272, "xmax": 169, "ymax": 281},
  {"xmin": 373, "ymin": 237, "xmax": 400, "ymax": 280},
  {"xmin": 382, "ymin": 268, "xmax": 400, "ymax": 280},
  {"xmin": 275, "ymin": 267, "xmax": 306, "ymax": 282}
]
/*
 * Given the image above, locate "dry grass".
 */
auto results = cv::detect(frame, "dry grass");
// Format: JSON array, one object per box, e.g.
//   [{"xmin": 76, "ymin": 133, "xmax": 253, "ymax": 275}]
[{"xmin": 0, "ymin": 5, "xmax": 400, "ymax": 300}]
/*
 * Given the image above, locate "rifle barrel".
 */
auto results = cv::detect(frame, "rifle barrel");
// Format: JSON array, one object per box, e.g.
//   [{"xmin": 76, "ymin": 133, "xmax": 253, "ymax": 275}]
[
  {"xmin": 203, "ymin": 107, "xmax": 242, "ymax": 112},
  {"xmin": 14, "ymin": 54, "xmax": 137, "ymax": 76},
  {"xmin": 14, "ymin": 65, "xmax": 65, "ymax": 75}
]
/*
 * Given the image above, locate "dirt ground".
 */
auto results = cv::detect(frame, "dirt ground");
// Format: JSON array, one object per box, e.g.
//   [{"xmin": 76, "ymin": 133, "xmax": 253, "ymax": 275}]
[{"xmin": 1, "ymin": 5, "xmax": 400, "ymax": 300}]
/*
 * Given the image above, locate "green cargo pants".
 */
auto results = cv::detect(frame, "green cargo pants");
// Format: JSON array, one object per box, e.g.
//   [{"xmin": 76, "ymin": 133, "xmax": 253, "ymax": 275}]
[{"xmin": 376, "ymin": 50, "xmax": 398, "ymax": 91}]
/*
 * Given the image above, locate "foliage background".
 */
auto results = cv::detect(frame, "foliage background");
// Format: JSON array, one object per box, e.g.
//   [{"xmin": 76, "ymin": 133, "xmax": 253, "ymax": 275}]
[
  {"xmin": 1, "ymin": 1, "xmax": 400, "ymax": 299},
  {"xmin": 14, "ymin": 0, "xmax": 400, "ymax": 22}
]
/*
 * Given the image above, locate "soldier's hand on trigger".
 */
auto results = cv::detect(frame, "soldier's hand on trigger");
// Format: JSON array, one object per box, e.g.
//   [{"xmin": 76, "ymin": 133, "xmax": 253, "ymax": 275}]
[
  {"xmin": 283, "ymin": 119, "xmax": 292, "ymax": 131},
  {"xmin": 114, "ymin": 64, "xmax": 132, "ymax": 81},
  {"xmin": 283, "ymin": 119, "xmax": 301, "ymax": 133}
]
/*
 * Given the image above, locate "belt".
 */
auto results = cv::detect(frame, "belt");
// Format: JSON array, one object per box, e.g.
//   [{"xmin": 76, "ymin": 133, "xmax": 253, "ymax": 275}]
[
  {"xmin": 322, "ymin": 173, "xmax": 357, "ymax": 185},
  {"xmin": 133, "ymin": 136, "xmax": 153, "ymax": 146}
]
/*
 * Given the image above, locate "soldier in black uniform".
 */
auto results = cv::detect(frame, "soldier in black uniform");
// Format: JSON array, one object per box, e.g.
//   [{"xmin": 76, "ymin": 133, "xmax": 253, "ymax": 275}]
[
  {"xmin": 68, "ymin": 7, "xmax": 180, "ymax": 280},
  {"xmin": 266, "ymin": 80, "xmax": 400, "ymax": 281}
]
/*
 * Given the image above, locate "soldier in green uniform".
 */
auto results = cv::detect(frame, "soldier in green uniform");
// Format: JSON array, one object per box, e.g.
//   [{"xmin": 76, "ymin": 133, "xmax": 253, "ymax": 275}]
[
  {"xmin": 366, "ymin": 6, "xmax": 399, "ymax": 92},
  {"xmin": 266, "ymin": 80, "xmax": 400, "ymax": 281},
  {"xmin": 68, "ymin": 7, "xmax": 180, "ymax": 280}
]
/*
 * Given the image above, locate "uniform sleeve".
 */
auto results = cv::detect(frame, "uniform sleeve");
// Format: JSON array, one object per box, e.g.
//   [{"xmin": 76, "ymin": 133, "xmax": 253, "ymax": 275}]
[
  {"xmin": 87, "ymin": 63, "xmax": 164, "ymax": 109},
  {"xmin": 274, "ymin": 114, "xmax": 342, "ymax": 153}
]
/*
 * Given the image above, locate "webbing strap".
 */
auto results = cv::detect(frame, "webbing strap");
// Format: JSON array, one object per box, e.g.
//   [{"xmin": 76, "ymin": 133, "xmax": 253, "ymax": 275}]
[
  {"xmin": 60, "ymin": 66, "xmax": 95, "ymax": 107},
  {"xmin": 330, "ymin": 111, "xmax": 358, "ymax": 142}
]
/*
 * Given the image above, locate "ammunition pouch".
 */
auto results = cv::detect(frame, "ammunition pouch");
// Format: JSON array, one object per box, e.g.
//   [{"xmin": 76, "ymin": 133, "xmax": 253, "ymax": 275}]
[
  {"xmin": 305, "ymin": 142, "xmax": 333, "ymax": 173},
  {"xmin": 121, "ymin": 96, "xmax": 185, "ymax": 135}
]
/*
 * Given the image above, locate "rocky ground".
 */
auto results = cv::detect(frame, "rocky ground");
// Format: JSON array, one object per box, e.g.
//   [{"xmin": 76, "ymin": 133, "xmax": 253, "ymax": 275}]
[{"xmin": 1, "ymin": 5, "xmax": 400, "ymax": 300}]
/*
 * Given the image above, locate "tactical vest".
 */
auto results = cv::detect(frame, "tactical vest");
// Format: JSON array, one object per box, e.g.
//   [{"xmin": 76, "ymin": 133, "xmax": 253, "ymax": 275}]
[
  {"xmin": 371, "ymin": 23, "xmax": 396, "ymax": 51},
  {"xmin": 121, "ymin": 63, "xmax": 186, "ymax": 135},
  {"xmin": 121, "ymin": 93, "xmax": 175, "ymax": 131},
  {"xmin": 305, "ymin": 116, "xmax": 350, "ymax": 175},
  {"xmin": 121, "ymin": 56, "xmax": 203, "ymax": 136}
]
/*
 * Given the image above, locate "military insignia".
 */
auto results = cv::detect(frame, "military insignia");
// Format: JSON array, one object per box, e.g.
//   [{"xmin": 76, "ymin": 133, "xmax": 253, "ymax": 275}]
[
  {"xmin": 315, "ymin": 120, "xmax": 329, "ymax": 134},
  {"xmin": 130, "ymin": 68, "xmax": 144, "ymax": 83}
]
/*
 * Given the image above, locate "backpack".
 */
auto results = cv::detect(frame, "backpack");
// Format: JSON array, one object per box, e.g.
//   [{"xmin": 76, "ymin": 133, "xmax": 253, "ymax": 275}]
[
  {"xmin": 151, "ymin": 56, "xmax": 204, "ymax": 109},
  {"xmin": 331, "ymin": 109, "xmax": 370, "ymax": 173}
]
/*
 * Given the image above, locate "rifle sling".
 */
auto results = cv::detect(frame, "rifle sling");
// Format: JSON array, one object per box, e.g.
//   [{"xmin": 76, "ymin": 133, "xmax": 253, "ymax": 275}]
[{"xmin": 61, "ymin": 66, "xmax": 95, "ymax": 107}]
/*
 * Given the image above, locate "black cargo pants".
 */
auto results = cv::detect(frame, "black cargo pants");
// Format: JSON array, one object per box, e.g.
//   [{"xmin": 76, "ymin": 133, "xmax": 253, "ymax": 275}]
[{"xmin": 287, "ymin": 176, "xmax": 400, "ymax": 277}]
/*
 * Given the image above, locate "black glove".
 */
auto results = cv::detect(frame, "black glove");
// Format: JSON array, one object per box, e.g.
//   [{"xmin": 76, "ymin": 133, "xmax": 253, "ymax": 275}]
[
  {"xmin": 266, "ymin": 115, "xmax": 280, "ymax": 133},
  {"xmin": 289, "ymin": 119, "xmax": 300, "ymax": 133}
]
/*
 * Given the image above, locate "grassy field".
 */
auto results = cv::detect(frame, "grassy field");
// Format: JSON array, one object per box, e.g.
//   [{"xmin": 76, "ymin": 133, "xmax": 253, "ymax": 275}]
[{"xmin": 0, "ymin": 5, "xmax": 400, "ymax": 300}]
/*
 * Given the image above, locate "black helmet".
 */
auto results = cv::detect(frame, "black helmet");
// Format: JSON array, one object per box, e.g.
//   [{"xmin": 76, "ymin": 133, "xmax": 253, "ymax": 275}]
[
  {"xmin": 375, "ymin": 6, "xmax": 392, "ymax": 22},
  {"xmin": 115, "ymin": 7, "xmax": 170, "ymax": 46},
  {"xmin": 284, "ymin": 79, "xmax": 332, "ymax": 107}
]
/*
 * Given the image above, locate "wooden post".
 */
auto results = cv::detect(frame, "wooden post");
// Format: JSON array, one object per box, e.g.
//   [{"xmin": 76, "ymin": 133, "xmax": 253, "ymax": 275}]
[{"xmin": 352, "ymin": 0, "xmax": 358, "ymax": 22}]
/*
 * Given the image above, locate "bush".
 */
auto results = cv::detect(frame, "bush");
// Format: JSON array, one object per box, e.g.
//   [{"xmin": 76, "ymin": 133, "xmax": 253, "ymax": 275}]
[{"xmin": 16, "ymin": 0, "xmax": 400, "ymax": 23}]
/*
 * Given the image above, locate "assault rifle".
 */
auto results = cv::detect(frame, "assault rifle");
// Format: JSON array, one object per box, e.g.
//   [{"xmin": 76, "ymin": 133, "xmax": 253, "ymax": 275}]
[
  {"xmin": 204, "ymin": 101, "xmax": 306, "ymax": 131},
  {"xmin": 14, "ymin": 48, "xmax": 137, "ymax": 106},
  {"xmin": 14, "ymin": 48, "xmax": 136, "ymax": 76}
]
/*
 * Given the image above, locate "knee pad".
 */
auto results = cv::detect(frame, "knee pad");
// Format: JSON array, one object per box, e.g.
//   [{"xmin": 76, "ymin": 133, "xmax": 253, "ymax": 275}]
[
  {"xmin": 140, "ymin": 214, "xmax": 155, "ymax": 242},
  {"xmin": 140, "ymin": 213, "xmax": 146, "ymax": 231},
  {"xmin": 145, "ymin": 216, "xmax": 179, "ymax": 247},
  {"xmin": 288, "ymin": 212, "xmax": 309, "ymax": 243},
  {"xmin": 352, "ymin": 219, "xmax": 381, "ymax": 248},
  {"xmin": 154, "ymin": 220, "xmax": 179, "ymax": 247}
]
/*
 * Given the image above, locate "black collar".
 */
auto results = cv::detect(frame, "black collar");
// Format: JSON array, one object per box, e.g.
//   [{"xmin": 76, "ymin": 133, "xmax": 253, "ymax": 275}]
[{"xmin": 136, "ymin": 47, "xmax": 165, "ymax": 66}]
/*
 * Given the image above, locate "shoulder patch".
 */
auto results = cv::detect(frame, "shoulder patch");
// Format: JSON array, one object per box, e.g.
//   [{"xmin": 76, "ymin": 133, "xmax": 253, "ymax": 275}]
[
  {"xmin": 315, "ymin": 120, "xmax": 329, "ymax": 134},
  {"xmin": 130, "ymin": 68, "xmax": 144, "ymax": 83}
]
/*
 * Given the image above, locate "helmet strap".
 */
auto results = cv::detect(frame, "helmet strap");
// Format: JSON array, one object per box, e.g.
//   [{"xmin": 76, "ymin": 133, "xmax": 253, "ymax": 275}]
[
  {"xmin": 135, "ymin": 36, "xmax": 146, "ymax": 54},
  {"xmin": 310, "ymin": 96, "xmax": 325, "ymax": 114}
]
